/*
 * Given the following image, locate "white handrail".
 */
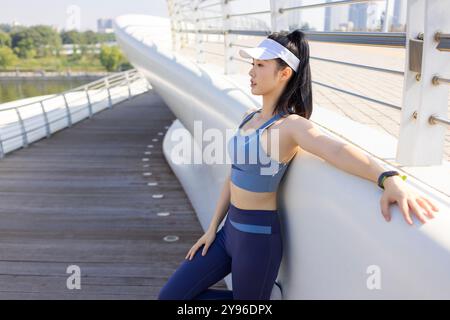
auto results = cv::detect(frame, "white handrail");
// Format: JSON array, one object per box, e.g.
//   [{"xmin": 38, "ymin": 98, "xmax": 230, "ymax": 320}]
[{"xmin": 0, "ymin": 69, "xmax": 150, "ymax": 159}]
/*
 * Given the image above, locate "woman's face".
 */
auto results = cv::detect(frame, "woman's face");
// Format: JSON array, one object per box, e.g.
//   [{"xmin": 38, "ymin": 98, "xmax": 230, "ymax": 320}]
[{"xmin": 248, "ymin": 58, "xmax": 292, "ymax": 96}]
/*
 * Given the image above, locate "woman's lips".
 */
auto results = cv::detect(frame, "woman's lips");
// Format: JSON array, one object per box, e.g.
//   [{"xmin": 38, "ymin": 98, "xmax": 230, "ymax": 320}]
[{"xmin": 250, "ymin": 80, "xmax": 256, "ymax": 87}]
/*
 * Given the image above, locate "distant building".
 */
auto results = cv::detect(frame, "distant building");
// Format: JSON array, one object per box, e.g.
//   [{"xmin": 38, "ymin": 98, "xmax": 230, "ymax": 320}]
[
  {"xmin": 348, "ymin": 3, "xmax": 368, "ymax": 31},
  {"xmin": 287, "ymin": 0, "xmax": 302, "ymax": 30},
  {"xmin": 366, "ymin": 2, "xmax": 383, "ymax": 31},
  {"xmin": 97, "ymin": 19, "xmax": 114, "ymax": 34},
  {"xmin": 324, "ymin": 0, "xmax": 349, "ymax": 31},
  {"xmin": 392, "ymin": 0, "xmax": 406, "ymax": 31}
]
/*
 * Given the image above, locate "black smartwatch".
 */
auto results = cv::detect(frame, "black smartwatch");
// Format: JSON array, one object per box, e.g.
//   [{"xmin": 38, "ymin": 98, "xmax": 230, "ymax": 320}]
[{"xmin": 377, "ymin": 171, "xmax": 407, "ymax": 190}]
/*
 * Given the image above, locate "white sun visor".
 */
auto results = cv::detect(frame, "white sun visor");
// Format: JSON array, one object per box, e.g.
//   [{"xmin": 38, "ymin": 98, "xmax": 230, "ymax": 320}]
[{"xmin": 239, "ymin": 38, "xmax": 300, "ymax": 72}]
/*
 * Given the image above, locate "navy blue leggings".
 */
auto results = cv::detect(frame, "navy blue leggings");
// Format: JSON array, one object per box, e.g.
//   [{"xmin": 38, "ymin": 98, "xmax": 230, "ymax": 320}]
[{"xmin": 157, "ymin": 203, "xmax": 283, "ymax": 300}]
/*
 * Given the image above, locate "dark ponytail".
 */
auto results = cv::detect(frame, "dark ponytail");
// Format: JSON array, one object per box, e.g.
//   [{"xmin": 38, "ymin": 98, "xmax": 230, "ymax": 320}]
[{"xmin": 268, "ymin": 29, "xmax": 313, "ymax": 119}]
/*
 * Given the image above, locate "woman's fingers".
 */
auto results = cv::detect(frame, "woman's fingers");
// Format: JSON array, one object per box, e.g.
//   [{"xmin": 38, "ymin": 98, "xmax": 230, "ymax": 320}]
[
  {"xmin": 416, "ymin": 197, "xmax": 435, "ymax": 219},
  {"xmin": 186, "ymin": 244, "xmax": 197, "ymax": 260},
  {"xmin": 185, "ymin": 233, "xmax": 214, "ymax": 260},
  {"xmin": 202, "ymin": 242, "xmax": 210, "ymax": 256},
  {"xmin": 186, "ymin": 244, "xmax": 195, "ymax": 259},
  {"xmin": 399, "ymin": 198, "xmax": 413, "ymax": 225},
  {"xmin": 186, "ymin": 242, "xmax": 205, "ymax": 260},
  {"xmin": 422, "ymin": 197, "xmax": 440, "ymax": 212},
  {"xmin": 380, "ymin": 196, "xmax": 391, "ymax": 222},
  {"xmin": 185, "ymin": 248, "xmax": 191, "ymax": 260},
  {"xmin": 408, "ymin": 199, "xmax": 427, "ymax": 224}
]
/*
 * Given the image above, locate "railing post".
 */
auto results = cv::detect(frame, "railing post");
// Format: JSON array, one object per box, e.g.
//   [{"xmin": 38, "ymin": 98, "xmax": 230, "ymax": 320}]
[
  {"xmin": 181, "ymin": 20, "xmax": 188, "ymax": 48},
  {"xmin": 168, "ymin": 0, "xmax": 181, "ymax": 51},
  {"xmin": 62, "ymin": 93, "xmax": 73, "ymax": 127},
  {"xmin": 396, "ymin": 0, "xmax": 450, "ymax": 165},
  {"xmin": 15, "ymin": 108, "xmax": 28, "ymax": 148},
  {"xmin": 85, "ymin": 86, "xmax": 93, "ymax": 118},
  {"xmin": 0, "ymin": 134, "xmax": 4, "ymax": 159},
  {"xmin": 125, "ymin": 72, "xmax": 132, "ymax": 100},
  {"xmin": 382, "ymin": 0, "xmax": 394, "ymax": 32},
  {"xmin": 222, "ymin": 0, "xmax": 238, "ymax": 74},
  {"xmin": 40, "ymin": 101, "xmax": 51, "ymax": 138},
  {"xmin": 270, "ymin": 0, "xmax": 289, "ymax": 32},
  {"xmin": 194, "ymin": 0, "xmax": 205, "ymax": 64},
  {"xmin": 104, "ymin": 78, "xmax": 113, "ymax": 108}
]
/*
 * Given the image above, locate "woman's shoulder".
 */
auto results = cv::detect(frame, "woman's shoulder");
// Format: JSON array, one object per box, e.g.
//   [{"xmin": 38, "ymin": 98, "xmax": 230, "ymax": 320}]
[
  {"xmin": 284, "ymin": 113, "xmax": 314, "ymax": 132},
  {"xmin": 285, "ymin": 113, "xmax": 309, "ymax": 123}
]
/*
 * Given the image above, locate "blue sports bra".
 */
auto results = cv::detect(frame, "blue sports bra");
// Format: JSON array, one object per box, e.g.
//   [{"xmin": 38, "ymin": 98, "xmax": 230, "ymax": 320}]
[{"xmin": 227, "ymin": 108, "xmax": 295, "ymax": 192}]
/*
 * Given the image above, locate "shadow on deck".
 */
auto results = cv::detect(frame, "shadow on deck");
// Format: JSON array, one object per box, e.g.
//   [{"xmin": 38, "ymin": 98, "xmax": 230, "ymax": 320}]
[{"xmin": 0, "ymin": 90, "xmax": 227, "ymax": 299}]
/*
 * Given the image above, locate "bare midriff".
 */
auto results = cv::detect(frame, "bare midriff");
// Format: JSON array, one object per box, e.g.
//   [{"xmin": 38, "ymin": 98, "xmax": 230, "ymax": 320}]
[{"xmin": 229, "ymin": 182, "xmax": 279, "ymax": 211}]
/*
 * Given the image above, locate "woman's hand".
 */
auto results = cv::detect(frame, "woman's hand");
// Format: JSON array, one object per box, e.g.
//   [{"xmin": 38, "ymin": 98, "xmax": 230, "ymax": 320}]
[
  {"xmin": 185, "ymin": 228, "xmax": 217, "ymax": 260},
  {"xmin": 380, "ymin": 176, "xmax": 440, "ymax": 225}
]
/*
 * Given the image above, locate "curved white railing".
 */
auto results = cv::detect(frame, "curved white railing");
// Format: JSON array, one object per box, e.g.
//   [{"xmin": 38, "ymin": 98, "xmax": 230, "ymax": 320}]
[{"xmin": 0, "ymin": 69, "xmax": 150, "ymax": 158}]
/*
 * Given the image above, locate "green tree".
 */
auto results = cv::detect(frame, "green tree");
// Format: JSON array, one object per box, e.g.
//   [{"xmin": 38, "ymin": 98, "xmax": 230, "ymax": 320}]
[
  {"xmin": 0, "ymin": 46, "xmax": 18, "ymax": 69},
  {"xmin": 32, "ymin": 25, "xmax": 61, "ymax": 56},
  {"xmin": 97, "ymin": 32, "xmax": 115, "ymax": 44},
  {"xmin": 0, "ymin": 23, "xmax": 12, "ymax": 33},
  {"xmin": 11, "ymin": 25, "xmax": 61, "ymax": 58},
  {"xmin": 61, "ymin": 30, "xmax": 82, "ymax": 44},
  {"xmin": 12, "ymin": 36, "xmax": 35, "ymax": 58},
  {"xmin": 83, "ymin": 30, "xmax": 98, "ymax": 44},
  {"xmin": 99, "ymin": 45, "xmax": 124, "ymax": 72},
  {"xmin": 0, "ymin": 31, "xmax": 11, "ymax": 47}
]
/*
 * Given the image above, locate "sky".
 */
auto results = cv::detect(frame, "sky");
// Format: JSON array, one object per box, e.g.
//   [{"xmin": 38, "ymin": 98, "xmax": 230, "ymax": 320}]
[
  {"xmin": 0, "ymin": 0, "xmax": 169, "ymax": 31},
  {"xmin": 0, "ymin": 0, "xmax": 389, "ymax": 33}
]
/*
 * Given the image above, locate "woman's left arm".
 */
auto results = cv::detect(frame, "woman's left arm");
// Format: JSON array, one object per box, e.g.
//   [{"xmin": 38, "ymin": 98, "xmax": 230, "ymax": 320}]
[{"xmin": 287, "ymin": 115, "xmax": 440, "ymax": 225}]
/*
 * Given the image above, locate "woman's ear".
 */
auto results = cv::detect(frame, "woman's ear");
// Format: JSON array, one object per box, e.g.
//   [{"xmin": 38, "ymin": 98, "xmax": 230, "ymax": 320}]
[{"xmin": 280, "ymin": 66, "xmax": 293, "ymax": 82}]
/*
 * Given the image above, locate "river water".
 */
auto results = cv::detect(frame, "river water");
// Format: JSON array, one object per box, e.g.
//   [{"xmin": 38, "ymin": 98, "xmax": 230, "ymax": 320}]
[{"xmin": 0, "ymin": 78, "xmax": 98, "ymax": 104}]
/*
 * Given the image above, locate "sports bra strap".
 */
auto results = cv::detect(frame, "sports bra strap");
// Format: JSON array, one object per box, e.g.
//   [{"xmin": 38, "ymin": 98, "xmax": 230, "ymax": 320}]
[{"xmin": 238, "ymin": 109, "xmax": 261, "ymax": 129}]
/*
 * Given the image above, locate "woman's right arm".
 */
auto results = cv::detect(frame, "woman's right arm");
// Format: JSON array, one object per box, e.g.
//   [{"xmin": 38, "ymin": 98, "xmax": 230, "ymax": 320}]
[
  {"xmin": 207, "ymin": 173, "xmax": 231, "ymax": 233},
  {"xmin": 186, "ymin": 174, "xmax": 230, "ymax": 260}
]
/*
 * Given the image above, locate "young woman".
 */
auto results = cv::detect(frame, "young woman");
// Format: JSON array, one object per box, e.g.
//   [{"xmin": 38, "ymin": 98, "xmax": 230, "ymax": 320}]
[{"xmin": 157, "ymin": 30, "xmax": 440, "ymax": 300}]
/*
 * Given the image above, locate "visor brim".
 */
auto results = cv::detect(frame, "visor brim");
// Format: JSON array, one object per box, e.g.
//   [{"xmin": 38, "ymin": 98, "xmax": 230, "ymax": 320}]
[{"xmin": 238, "ymin": 47, "xmax": 278, "ymax": 60}]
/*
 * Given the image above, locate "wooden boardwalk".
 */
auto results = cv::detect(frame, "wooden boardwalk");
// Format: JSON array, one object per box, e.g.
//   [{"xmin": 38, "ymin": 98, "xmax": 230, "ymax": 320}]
[{"xmin": 0, "ymin": 91, "xmax": 227, "ymax": 299}]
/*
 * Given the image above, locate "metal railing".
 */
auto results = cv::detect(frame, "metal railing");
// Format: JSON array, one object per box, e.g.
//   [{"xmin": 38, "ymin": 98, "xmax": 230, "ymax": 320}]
[
  {"xmin": 169, "ymin": 0, "xmax": 450, "ymax": 131},
  {"xmin": 435, "ymin": 32, "xmax": 450, "ymax": 52},
  {"xmin": 176, "ymin": 29, "xmax": 408, "ymax": 47},
  {"xmin": 0, "ymin": 69, "xmax": 150, "ymax": 158},
  {"xmin": 279, "ymin": 0, "xmax": 383, "ymax": 13},
  {"xmin": 168, "ymin": 0, "xmax": 450, "ymax": 167}
]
